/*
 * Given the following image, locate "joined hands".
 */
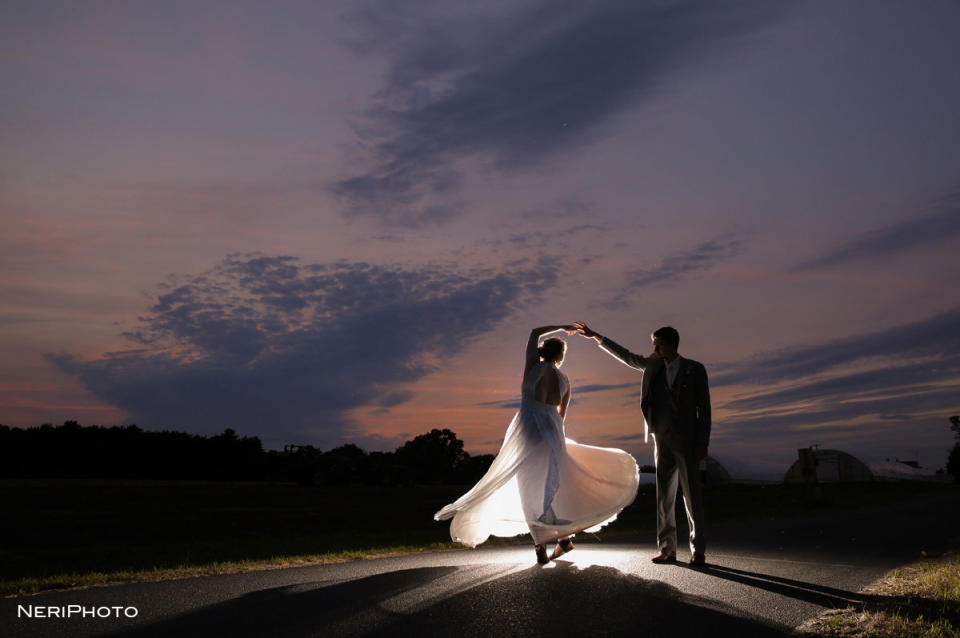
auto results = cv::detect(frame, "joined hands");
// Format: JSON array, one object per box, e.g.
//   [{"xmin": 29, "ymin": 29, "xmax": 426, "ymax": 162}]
[
  {"xmin": 574, "ymin": 321, "xmax": 661, "ymax": 359},
  {"xmin": 572, "ymin": 320, "xmax": 597, "ymax": 340}
]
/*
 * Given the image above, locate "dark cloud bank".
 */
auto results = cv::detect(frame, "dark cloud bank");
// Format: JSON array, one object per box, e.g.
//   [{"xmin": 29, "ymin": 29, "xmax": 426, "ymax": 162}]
[
  {"xmin": 334, "ymin": 0, "xmax": 779, "ymax": 225},
  {"xmin": 49, "ymin": 254, "xmax": 560, "ymax": 450}
]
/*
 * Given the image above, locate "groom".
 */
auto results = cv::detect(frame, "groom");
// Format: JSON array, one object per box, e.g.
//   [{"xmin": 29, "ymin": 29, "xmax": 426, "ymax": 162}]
[{"xmin": 575, "ymin": 321, "xmax": 711, "ymax": 566}]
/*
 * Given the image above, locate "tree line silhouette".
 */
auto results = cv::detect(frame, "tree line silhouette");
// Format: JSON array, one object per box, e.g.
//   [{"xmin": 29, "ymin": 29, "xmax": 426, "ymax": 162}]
[{"xmin": 0, "ymin": 421, "xmax": 494, "ymax": 486}]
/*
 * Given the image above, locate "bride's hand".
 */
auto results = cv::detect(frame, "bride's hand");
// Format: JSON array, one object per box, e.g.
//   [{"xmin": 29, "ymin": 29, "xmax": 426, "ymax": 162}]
[{"xmin": 573, "ymin": 321, "xmax": 597, "ymax": 338}]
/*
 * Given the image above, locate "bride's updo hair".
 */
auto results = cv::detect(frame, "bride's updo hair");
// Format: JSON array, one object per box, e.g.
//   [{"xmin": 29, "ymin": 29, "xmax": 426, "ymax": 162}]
[{"xmin": 538, "ymin": 337, "xmax": 566, "ymax": 363}]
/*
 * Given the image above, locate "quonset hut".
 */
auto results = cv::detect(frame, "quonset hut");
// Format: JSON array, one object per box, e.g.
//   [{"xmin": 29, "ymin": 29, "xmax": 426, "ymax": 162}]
[
  {"xmin": 703, "ymin": 456, "xmax": 731, "ymax": 484},
  {"xmin": 783, "ymin": 448, "xmax": 873, "ymax": 483}
]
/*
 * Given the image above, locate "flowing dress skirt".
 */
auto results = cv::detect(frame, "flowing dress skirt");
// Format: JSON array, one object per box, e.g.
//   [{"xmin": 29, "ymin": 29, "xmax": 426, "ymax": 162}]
[{"xmin": 434, "ymin": 398, "xmax": 640, "ymax": 547}]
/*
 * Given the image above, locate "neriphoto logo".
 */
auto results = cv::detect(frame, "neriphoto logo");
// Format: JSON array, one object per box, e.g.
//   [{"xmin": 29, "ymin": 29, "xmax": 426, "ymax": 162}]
[{"xmin": 18, "ymin": 605, "xmax": 139, "ymax": 619}]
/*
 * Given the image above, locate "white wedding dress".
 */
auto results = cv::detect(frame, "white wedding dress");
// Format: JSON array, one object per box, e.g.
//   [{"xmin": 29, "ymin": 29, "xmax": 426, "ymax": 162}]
[{"xmin": 434, "ymin": 360, "xmax": 640, "ymax": 547}]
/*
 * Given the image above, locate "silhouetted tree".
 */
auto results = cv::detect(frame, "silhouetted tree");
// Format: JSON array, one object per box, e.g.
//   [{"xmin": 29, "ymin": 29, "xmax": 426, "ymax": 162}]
[
  {"xmin": 321, "ymin": 444, "xmax": 367, "ymax": 486},
  {"xmin": 361, "ymin": 450, "xmax": 404, "ymax": 486},
  {"xmin": 208, "ymin": 427, "xmax": 265, "ymax": 480},
  {"xmin": 282, "ymin": 444, "xmax": 324, "ymax": 486},
  {"xmin": 0, "ymin": 421, "xmax": 265, "ymax": 480},
  {"xmin": 395, "ymin": 428, "xmax": 468, "ymax": 484}
]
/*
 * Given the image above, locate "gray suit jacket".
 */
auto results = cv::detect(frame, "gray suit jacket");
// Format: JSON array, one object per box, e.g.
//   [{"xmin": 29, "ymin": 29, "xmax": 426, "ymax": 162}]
[{"xmin": 599, "ymin": 336, "xmax": 711, "ymax": 449}]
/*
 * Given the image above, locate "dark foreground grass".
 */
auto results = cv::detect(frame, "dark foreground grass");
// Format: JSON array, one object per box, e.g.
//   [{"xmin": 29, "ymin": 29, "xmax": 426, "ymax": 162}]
[
  {"xmin": 2, "ymin": 479, "xmax": 954, "ymax": 597},
  {"xmin": 796, "ymin": 542, "xmax": 960, "ymax": 637}
]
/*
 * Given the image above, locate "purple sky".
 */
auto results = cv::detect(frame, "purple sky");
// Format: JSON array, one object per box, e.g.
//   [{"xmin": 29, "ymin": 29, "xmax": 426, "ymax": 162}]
[{"xmin": 2, "ymin": 1, "xmax": 959, "ymax": 478}]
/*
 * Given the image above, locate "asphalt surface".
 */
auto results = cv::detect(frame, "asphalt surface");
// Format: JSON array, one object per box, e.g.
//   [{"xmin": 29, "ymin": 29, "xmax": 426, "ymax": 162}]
[{"xmin": 4, "ymin": 489, "xmax": 959, "ymax": 638}]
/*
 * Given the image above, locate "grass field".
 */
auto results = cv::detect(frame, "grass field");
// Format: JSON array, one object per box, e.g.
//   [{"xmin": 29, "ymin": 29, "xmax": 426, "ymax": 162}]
[{"xmin": 2, "ymin": 479, "xmax": 955, "ymax": 597}]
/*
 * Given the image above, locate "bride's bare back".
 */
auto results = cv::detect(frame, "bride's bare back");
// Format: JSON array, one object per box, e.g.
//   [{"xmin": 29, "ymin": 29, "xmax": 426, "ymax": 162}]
[{"xmin": 535, "ymin": 365, "xmax": 563, "ymax": 405}]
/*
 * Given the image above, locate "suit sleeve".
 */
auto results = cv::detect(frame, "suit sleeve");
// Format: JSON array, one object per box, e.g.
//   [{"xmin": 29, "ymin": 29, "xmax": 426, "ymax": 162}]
[
  {"xmin": 695, "ymin": 363, "xmax": 712, "ymax": 447},
  {"xmin": 598, "ymin": 336, "xmax": 653, "ymax": 371}
]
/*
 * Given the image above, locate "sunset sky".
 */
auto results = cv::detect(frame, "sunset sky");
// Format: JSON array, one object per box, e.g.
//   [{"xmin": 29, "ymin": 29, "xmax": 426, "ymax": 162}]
[{"xmin": 2, "ymin": 1, "xmax": 959, "ymax": 478}]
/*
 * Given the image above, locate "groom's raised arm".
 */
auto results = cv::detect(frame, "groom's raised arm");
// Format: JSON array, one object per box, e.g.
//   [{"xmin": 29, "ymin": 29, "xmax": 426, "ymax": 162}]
[
  {"xmin": 597, "ymin": 335, "xmax": 656, "ymax": 371},
  {"xmin": 574, "ymin": 321, "xmax": 655, "ymax": 371}
]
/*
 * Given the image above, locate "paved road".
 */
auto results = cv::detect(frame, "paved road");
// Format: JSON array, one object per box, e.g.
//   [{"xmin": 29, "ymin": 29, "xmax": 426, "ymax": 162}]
[{"xmin": 4, "ymin": 490, "xmax": 958, "ymax": 637}]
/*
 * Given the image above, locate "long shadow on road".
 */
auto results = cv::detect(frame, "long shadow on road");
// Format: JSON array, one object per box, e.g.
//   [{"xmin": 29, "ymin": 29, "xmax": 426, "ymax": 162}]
[
  {"xmin": 691, "ymin": 564, "xmax": 876, "ymax": 608},
  {"xmin": 106, "ymin": 563, "xmax": 794, "ymax": 638}
]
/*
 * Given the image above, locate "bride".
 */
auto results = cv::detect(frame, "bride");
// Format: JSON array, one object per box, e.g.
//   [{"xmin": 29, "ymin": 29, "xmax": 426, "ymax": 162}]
[{"xmin": 434, "ymin": 325, "xmax": 640, "ymax": 564}]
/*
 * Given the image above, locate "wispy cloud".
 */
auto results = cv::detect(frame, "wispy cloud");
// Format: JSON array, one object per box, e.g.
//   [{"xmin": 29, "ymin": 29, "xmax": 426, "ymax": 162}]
[
  {"xmin": 626, "ymin": 233, "xmax": 743, "ymax": 288},
  {"xmin": 574, "ymin": 382, "xmax": 636, "ymax": 394},
  {"xmin": 722, "ymin": 359, "xmax": 960, "ymax": 412},
  {"xmin": 476, "ymin": 380, "xmax": 633, "ymax": 409},
  {"xmin": 718, "ymin": 386, "xmax": 958, "ymax": 442},
  {"xmin": 595, "ymin": 233, "xmax": 743, "ymax": 307},
  {"xmin": 333, "ymin": 1, "xmax": 779, "ymax": 225},
  {"xmin": 794, "ymin": 187, "xmax": 960, "ymax": 271},
  {"xmin": 48, "ymin": 253, "xmax": 562, "ymax": 449},
  {"xmin": 712, "ymin": 307, "xmax": 960, "ymax": 387},
  {"xmin": 504, "ymin": 223, "xmax": 608, "ymax": 250},
  {"xmin": 477, "ymin": 399, "xmax": 522, "ymax": 410},
  {"xmin": 712, "ymin": 307, "xmax": 960, "ymax": 460}
]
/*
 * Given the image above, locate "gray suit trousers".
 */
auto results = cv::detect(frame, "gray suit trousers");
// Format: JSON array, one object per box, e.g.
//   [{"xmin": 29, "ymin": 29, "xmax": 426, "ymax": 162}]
[{"xmin": 654, "ymin": 435, "xmax": 706, "ymax": 557}]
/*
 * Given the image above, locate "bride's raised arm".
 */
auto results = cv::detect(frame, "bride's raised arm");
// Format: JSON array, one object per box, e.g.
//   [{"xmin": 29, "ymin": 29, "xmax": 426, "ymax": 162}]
[{"xmin": 524, "ymin": 325, "xmax": 576, "ymax": 377}]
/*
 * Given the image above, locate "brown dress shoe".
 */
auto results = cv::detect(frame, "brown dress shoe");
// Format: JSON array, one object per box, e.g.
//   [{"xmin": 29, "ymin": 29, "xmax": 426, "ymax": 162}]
[
  {"xmin": 689, "ymin": 554, "xmax": 706, "ymax": 566},
  {"xmin": 651, "ymin": 550, "xmax": 677, "ymax": 564},
  {"xmin": 551, "ymin": 538, "xmax": 574, "ymax": 559}
]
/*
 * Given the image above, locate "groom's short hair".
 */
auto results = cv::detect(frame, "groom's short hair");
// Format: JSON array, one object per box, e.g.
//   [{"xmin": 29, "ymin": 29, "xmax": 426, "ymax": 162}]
[{"xmin": 652, "ymin": 326, "xmax": 679, "ymax": 348}]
